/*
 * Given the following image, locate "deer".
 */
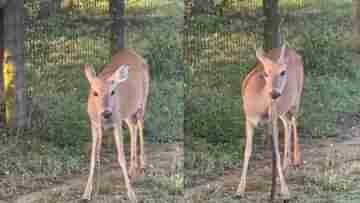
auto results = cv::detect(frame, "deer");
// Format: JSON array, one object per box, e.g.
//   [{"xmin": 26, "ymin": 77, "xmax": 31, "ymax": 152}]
[
  {"xmin": 81, "ymin": 49, "xmax": 150, "ymax": 203},
  {"xmin": 237, "ymin": 45, "xmax": 304, "ymax": 200}
]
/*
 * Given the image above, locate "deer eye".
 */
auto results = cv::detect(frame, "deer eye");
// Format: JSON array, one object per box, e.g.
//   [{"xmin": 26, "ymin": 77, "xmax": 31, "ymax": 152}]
[
  {"xmin": 111, "ymin": 90, "xmax": 115, "ymax": 96},
  {"xmin": 280, "ymin": 70, "xmax": 286, "ymax": 76},
  {"xmin": 93, "ymin": 91, "xmax": 98, "ymax": 97}
]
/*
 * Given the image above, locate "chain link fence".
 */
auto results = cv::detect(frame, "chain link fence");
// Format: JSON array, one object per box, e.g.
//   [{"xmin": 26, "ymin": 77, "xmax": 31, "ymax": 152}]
[
  {"xmin": 24, "ymin": 0, "xmax": 184, "ymax": 146},
  {"xmin": 186, "ymin": 0, "xmax": 347, "ymax": 147}
]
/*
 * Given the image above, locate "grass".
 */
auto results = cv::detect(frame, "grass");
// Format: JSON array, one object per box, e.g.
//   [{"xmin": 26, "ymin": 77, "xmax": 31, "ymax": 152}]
[
  {"xmin": 0, "ymin": 1, "xmax": 184, "ymax": 201},
  {"xmin": 3, "ymin": 0, "xmax": 360, "ymax": 202},
  {"xmin": 186, "ymin": 0, "xmax": 360, "ymax": 201}
]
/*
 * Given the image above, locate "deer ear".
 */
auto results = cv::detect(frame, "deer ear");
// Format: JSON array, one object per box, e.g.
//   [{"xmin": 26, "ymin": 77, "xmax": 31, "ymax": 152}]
[
  {"xmin": 112, "ymin": 64, "xmax": 129, "ymax": 84},
  {"xmin": 82, "ymin": 64, "xmax": 96, "ymax": 82},
  {"xmin": 278, "ymin": 44, "xmax": 288, "ymax": 64},
  {"xmin": 256, "ymin": 48, "xmax": 272, "ymax": 66}
]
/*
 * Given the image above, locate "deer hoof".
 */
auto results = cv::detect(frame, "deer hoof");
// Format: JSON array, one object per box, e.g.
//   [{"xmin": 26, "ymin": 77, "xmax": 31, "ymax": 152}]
[
  {"xmin": 235, "ymin": 183, "xmax": 246, "ymax": 198},
  {"xmin": 280, "ymin": 187, "xmax": 290, "ymax": 200},
  {"xmin": 81, "ymin": 186, "xmax": 92, "ymax": 201},
  {"xmin": 127, "ymin": 189, "xmax": 138, "ymax": 203},
  {"xmin": 80, "ymin": 194, "xmax": 91, "ymax": 202},
  {"xmin": 79, "ymin": 199, "xmax": 90, "ymax": 203}
]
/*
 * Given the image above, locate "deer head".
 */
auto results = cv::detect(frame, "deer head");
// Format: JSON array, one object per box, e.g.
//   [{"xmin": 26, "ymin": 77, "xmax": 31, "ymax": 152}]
[
  {"xmin": 256, "ymin": 45, "xmax": 289, "ymax": 100},
  {"xmin": 82, "ymin": 64, "xmax": 129, "ymax": 121}
]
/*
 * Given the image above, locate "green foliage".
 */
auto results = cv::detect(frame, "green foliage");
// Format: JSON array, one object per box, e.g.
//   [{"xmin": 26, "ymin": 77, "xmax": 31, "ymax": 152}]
[
  {"xmin": 186, "ymin": 62, "xmax": 248, "ymax": 184},
  {"xmin": 185, "ymin": 138, "xmax": 243, "ymax": 187},
  {"xmin": 146, "ymin": 79, "xmax": 184, "ymax": 143},
  {"xmin": 189, "ymin": 15, "xmax": 229, "ymax": 32},
  {"xmin": 186, "ymin": 0, "xmax": 360, "ymax": 190},
  {"xmin": 0, "ymin": 2, "xmax": 185, "ymax": 193},
  {"xmin": 22, "ymin": 3, "xmax": 184, "ymax": 147},
  {"xmin": 298, "ymin": 25, "xmax": 353, "ymax": 78},
  {"xmin": 299, "ymin": 69, "xmax": 360, "ymax": 138},
  {"xmin": 189, "ymin": 62, "xmax": 248, "ymax": 144},
  {"xmin": 142, "ymin": 27, "xmax": 183, "ymax": 81}
]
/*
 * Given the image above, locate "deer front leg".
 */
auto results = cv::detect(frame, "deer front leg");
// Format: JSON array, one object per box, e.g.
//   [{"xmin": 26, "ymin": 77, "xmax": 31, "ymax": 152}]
[
  {"xmin": 114, "ymin": 122, "xmax": 137, "ymax": 203},
  {"xmin": 95, "ymin": 123, "xmax": 103, "ymax": 197},
  {"xmin": 280, "ymin": 115, "xmax": 291, "ymax": 172},
  {"xmin": 271, "ymin": 117, "xmax": 290, "ymax": 199},
  {"xmin": 237, "ymin": 120, "xmax": 255, "ymax": 196},
  {"xmin": 138, "ymin": 119, "xmax": 145, "ymax": 174},
  {"xmin": 126, "ymin": 119, "xmax": 138, "ymax": 178},
  {"xmin": 82, "ymin": 122, "xmax": 101, "ymax": 200}
]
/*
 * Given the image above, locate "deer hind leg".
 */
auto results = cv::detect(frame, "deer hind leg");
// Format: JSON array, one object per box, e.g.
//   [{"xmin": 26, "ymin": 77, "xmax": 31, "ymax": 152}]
[
  {"xmin": 137, "ymin": 119, "xmax": 145, "ymax": 174},
  {"xmin": 82, "ymin": 122, "xmax": 102, "ymax": 200},
  {"xmin": 114, "ymin": 122, "xmax": 137, "ymax": 203},
  {"xmin": 280, "ymin": 115, "xmax": 292, "ymax": 172},
  {"xmin": 125, "ymin": 119, "xmax": 138, "ymax": 178},
  {"xmin": 135, "ymin": 108, "xmax": 145, "ymax": 174},
  {"xmin": 237, "ymin": 120, "xmax": 255, "ymax": 196},
  {"xmin": 291, "ymin": 115, "xmax": 302, "ymax": 167}
]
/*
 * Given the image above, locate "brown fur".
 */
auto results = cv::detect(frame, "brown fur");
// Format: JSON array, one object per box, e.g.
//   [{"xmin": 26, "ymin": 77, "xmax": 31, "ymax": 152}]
[
  {"xmin": 82, "ymin": 49, "xmax": 150, "ymax": 203},
  {"xmin": 237, "ymin": 46, "xmax": 304, "ymax": 200}
]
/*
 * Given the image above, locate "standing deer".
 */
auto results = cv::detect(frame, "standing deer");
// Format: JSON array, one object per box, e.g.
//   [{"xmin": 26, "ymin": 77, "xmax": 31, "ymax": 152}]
[
  {"xmin": 81, "ymin": 49, "xmax": 150, "ymax": 202},
  {"xmin": 237, "ymin": 45, "xmax": 304, "ymax": 199}
]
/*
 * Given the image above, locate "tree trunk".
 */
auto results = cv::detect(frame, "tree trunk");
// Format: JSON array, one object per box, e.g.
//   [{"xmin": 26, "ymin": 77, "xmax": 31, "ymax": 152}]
[
  {"xmin": 39, "ymin": 0, "xmax": 51, "ymax": 19},
  {"xmin": 353, "ymin": 0, "xmax": 360, "ymax": 52},
  {"xmin": 0, "ymin": 8, "xmax": 3, "ymax": 113},
  {"xmin": 110, "ymin": 0, "xmax": 125, "ymax": 54},
  {"xmin": 184, "ymin": 0, "xmax": 193, "ymax": 65},
  {"xmin": 3, "ymin": 0, "xmax": 26, "ymax": 132},
  {"xmin": 263, "ymin": 0, "xmax": 280, "ymax": 51},
  {"xmin": 0, "ymin": 0, "xmax": 7, "ymax": 8},
  {"xmin": 184, "ymin": 0, "xmax": 193, "ymax": 22}
]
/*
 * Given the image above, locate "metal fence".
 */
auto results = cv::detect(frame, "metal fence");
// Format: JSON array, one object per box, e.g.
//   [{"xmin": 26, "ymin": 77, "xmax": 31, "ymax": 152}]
[
  {"xmin": 185, "ymin": 0, "xmax": 328, "ymax": 68},
  {"xmin": 24, "ymin": 0, "xmax": 184, "ymax": 143},
  {"xmin": 186, "ymin": 0, "xmax": 344, "ymax": 144},
  {"xmin": 25, "ymin": 0, "xmax": 181, "ymax": 67}
]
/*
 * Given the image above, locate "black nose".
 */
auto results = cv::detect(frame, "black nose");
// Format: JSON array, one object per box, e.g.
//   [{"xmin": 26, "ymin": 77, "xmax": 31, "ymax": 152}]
[
  {"xmin": 270, "ymin": 91, "xmax": 281, "ymax": 99},
  {"xmin": 102, "ymin": 111, "xmax": 112, "ymax": 119}
]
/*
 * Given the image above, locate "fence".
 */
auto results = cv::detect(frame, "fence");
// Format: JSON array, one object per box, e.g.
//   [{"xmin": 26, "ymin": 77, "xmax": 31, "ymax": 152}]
[
  {"xmin": 185, "ymin": 0, "xmax": 329, "ymax": 67},
  {"xmin": 186, "ymin": 0, "xmax": 343, "ymax": 144},
  {"xmin": 24, "ymin": 0, "xmax": 184, "ymax": 145}
]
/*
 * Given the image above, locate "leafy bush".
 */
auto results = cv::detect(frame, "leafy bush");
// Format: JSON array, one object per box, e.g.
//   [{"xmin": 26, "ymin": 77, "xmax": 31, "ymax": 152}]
[
  {"xmin": 298, "ymin": 24, "xmax": 353, "ymax": 78},
  {"xmin": 142, "ymin": 26, "xmax": 183, "ymax": 81}
]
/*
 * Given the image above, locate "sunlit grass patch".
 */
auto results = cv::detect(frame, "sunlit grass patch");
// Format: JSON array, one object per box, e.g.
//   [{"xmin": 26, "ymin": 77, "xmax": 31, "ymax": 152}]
[{"xmin": 126, "ymin": 0, "xmax": 184, "ymax": 16}]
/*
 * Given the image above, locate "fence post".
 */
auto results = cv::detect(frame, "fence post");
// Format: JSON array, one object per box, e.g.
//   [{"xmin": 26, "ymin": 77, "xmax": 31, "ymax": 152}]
[
  {"xmin": 263, "ymin": 0, "xmax": 280, "ymax": 51},
  {"xmin": 110, "ymin": 0, "xmax": 125, "ymax": 54}
]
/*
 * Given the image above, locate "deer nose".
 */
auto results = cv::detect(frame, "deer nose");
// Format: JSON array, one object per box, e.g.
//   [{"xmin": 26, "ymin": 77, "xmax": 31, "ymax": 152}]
[
  {"xmin": 270, "ymin": 90, "xmax": 281, "ymax": 100},
  {"xmin": 102, "ymin": 111, "xmax": 112, "ymax": 119}
]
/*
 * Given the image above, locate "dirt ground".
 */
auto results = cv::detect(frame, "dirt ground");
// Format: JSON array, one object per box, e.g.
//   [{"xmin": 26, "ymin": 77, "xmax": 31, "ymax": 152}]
[
  {"xmin": 2, "ymin": 143, "xmax": 183, "ymax": 203},
  {"xmin": 4, "ymin": 123, "xmax": 360, "ymax": 203},
  {"xmin": 185, "ymin": 115, "xmax": 360, "ymax": 203}
]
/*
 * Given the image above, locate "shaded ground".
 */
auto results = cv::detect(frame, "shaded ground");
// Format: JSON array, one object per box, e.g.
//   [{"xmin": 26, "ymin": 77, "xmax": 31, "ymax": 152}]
[
  {"xmin": 1, "ymin": 143, "xmax": 183, "ymax": 203},
  {"xmin": 186, "ymin": 113, "xmax": 360, "ymax": 203}
]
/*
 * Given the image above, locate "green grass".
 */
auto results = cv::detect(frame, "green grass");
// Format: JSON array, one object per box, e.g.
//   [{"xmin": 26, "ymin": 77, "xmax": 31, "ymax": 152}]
[
  {"xmin": 186, "ymin": 0, "xmax": 358, "ymax": 195},
  {"xmin": 4, "ymin": 0, "xmax": 360, "ymax": 202},
  {"xmin": 1, "ymin": 1, "xmax": 184, "ymax": 201}
]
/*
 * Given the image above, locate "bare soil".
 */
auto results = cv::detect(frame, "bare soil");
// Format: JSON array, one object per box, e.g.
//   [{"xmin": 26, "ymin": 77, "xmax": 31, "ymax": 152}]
[
  {"xmin": 186, "ymin": 113, "xmax": 360, "ymax": 203},
  {"xmin": 3, "ymin": 143, "xmax": 183, "ymax": 203}
]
